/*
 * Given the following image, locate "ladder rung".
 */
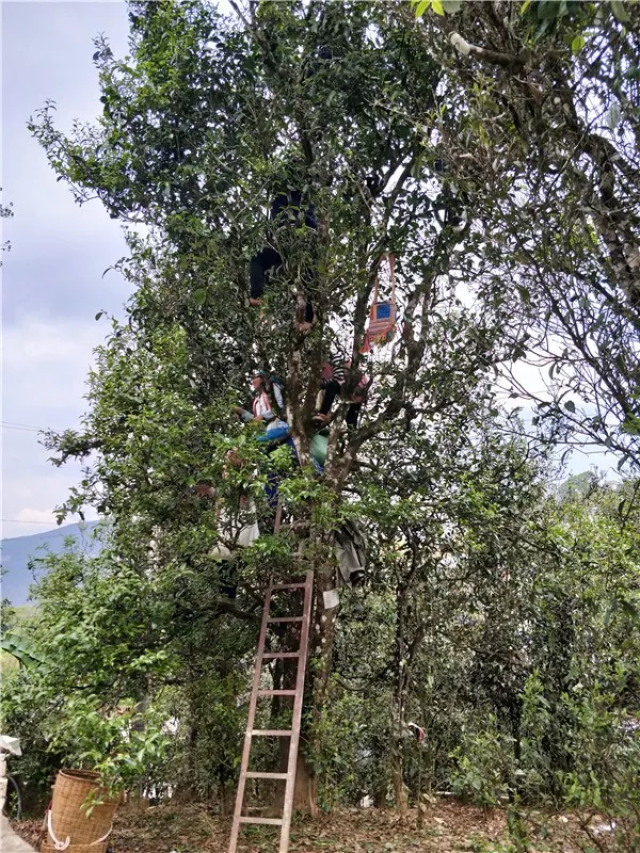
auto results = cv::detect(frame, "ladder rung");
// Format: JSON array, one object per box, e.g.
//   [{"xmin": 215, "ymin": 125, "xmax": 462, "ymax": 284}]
[
  {"xmin": 271, "ymin": 583, "xmax": 307, "ymax": 590},
  {"xmin": 239, "ymin": 816, "xmax": 283, "ymax": 826},
  {"xmin": 268, "ymin": 616, "xmax": 303, "ymax": 623},
  {"xmin": 257, "ymin": 689, "xmax": 296, "ymax": 697},
  {"xmin": 263, "ymin": 651, "xmax": 300, "ymax": 659},
  {"xmin": 245, "ymin": 771, "xmax": 289, "ymax": 780},
  {"xmin": 252, "ymin": 729, "xmax": 293, "ymax": 737}
]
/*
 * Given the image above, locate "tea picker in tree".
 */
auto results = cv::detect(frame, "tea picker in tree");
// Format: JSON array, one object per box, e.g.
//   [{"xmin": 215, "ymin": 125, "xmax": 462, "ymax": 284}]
[
  {"xmin": 235, "ymin": 371, "xmax": 304, "ymax": 514},
  {"xmin": 314, "ymin": 353, "xmax": 370, "ymax": 429},
  {"xmin": 248, "ymin": 172, "xmax": 318, "ymax": 333},
  {"xmin": 235, "ymin": 370, "xmax": 290, "ymax": 446},
  {"xmin": 432, "ymin": 159, "xmax": 468, "ymax": 232}
]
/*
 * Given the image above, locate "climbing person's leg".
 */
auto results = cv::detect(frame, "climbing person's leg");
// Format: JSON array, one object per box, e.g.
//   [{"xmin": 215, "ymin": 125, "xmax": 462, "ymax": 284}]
[
  {"xmin": 296, "ymin": 232, "xmax": 317, "ymax": 332},
  {"xmin": 298, "ymin": 295, "xmax": 314, "ymax": 332},
  {"xmin": 249, "ymin": 245, "xmax": 282, "ymax": 306},
  {"xmin": 283, "ymin": 435, "xmax": 300, "ymax": 464},
  {"xmin": 219, "ymin": 559, "xmax": 238, "ymax": 600},
  {"xmin": 260, "ymin": 472, "xmax": 279, "ymax": 531},
  {"xmin": 346, "ymin": 403, "xmax": 362, "ymax": 429},
  {"xmin": 314, "ymin": 379, "xmax": 341, "ymax": 422},
  {"xmin": 259, "ymin": 433, "xmax": 298, "ymax": 529},
  {"xmin": 294, "ymin": 289, "xmax": 314, "ymax": 333},
  {"xmin": 256, "ymin": 425, "xmax": 291, "ymax": 446}
]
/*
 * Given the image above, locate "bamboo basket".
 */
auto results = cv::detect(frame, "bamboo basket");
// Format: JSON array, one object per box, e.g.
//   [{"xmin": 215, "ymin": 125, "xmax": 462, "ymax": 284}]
[{"xmin": 41, "ymin": 769, "xmax": 118, "ymax": 852}]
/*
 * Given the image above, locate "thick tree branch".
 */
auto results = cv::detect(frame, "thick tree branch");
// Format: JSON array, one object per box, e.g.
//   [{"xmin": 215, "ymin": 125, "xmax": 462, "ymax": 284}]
[{"xmin": 448, "ymin": 32, "xmax": 527, "ymax": 70}]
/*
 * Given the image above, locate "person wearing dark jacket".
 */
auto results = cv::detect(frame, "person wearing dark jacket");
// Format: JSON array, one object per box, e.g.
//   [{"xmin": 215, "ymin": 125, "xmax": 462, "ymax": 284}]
[{"xmin": 249, "ymin": 188, "xmax": 318, "ymax": 331}]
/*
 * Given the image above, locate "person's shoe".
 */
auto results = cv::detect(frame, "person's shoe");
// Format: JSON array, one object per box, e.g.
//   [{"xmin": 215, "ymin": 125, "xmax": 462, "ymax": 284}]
[
  {"xmin": 249, "ymin": 297, "xmax": 263, "ymax": 307},
  {"xmin": 351, "ymin": 569, "xmax": 366, "ymax": 587}
]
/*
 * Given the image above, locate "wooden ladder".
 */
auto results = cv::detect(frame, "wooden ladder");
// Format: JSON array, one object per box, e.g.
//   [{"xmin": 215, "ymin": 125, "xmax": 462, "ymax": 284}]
[{"xmin": 228, "ymin": 570, "xmax": 314, "ymax": 853}]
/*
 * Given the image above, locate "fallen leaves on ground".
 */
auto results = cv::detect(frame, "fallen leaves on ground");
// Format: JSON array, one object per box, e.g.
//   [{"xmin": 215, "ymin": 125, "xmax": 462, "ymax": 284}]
[{"xmin": 11, "ymin": 800, "xmax": 614, "ymax": 853}]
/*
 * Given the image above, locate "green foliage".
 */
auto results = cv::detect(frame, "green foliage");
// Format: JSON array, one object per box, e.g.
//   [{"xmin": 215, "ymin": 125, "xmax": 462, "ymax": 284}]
[
  {"xmin": 412, "ymin": 0, "xmax": 463, "ymax": 17},
  {"xmin": 46, "ymin": 695, "xmax": 170, "ymax": 797},
  {"xmin": 1, "ymin": 537, "xmax": 174, "ymax": 796},
  {"xmin": 1, "ymin": 632, "xmax": 43, "ymax": 667},
  {"xmin": 451, "ymin": 719, "xmax": 514, "ymax": 807},
  {"xmin": 312, "ymin": 678, "xmax": 392, "ymax": 810}
]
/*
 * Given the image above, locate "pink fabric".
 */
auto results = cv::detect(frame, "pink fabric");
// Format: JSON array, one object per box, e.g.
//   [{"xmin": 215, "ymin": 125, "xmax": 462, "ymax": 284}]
[
  {"xmin": 252, "ymin": 390, "xmax": 272, "ymax": 419},
  {"xmin": 351, "ymin": 373, "xmax": 370, "ymax": 403},
  {"xmin": 321, "ymin": 362, "xmax": 335, "ymax": 382}
]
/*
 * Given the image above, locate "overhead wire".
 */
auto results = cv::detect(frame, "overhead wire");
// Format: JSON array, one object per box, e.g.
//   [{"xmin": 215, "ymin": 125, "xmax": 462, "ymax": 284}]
[
  {"xmin": 1, "ymin": 420, "xmax": 71, "ymax": 433},
  {"xmin": 1, "ymin": 420, "xmax": 50, "ymax": 433}
]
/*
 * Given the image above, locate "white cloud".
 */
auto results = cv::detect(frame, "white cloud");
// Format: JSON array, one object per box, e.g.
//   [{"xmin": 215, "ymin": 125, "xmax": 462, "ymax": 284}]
[
  {"xmin": 17, "ymin": 508, "xmax": 57, "ymax": 525},
  {"xmin": 14, "ymin": 505, "xmax": 98, "ymax": 527}
]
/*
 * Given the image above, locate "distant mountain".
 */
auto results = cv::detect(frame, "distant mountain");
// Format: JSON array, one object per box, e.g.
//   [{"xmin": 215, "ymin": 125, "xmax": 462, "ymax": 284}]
[{"xmin": 1, "ymin": 522, "xmax": 102, "ymax": 606}]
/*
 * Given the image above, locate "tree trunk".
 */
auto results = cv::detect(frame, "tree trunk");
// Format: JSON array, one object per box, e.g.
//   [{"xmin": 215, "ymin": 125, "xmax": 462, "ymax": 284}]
[
  {"xmin": 392, "ymin": 754, "xmax": 408, "ymax": 813},
  {"xmin": 292, "ymin": 749, "xmax": 318, "ymax": 815},
  {"xmin": 392, "ymin": 585, "xmax": 409, "ymax": 812},
  {"xmin": 219, "ymin": 784, "xmax": 236, "ymax": 817},
  {"xmin": 291, "ymin": 545, "xmax": 339, "ymax": 815},
  {"xmin": 267, "ymin": 566, "xmax": 335, "ymax": 816}
]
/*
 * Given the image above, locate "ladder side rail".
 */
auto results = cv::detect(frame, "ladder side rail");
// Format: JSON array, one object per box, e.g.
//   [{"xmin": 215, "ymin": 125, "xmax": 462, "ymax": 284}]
[{"xmin": 228, "ymin": 582, "xmax": 274, "ymax": 853}]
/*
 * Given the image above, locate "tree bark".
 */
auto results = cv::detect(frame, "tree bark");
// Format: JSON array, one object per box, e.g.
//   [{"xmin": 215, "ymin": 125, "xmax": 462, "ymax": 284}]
[
  {"xmin": 391, "ymin": 578, "xmax": 410, "ymax": 812},
  {"xmin": 292, "ymin": 553, "xmax": 338, "ymax": 815}
]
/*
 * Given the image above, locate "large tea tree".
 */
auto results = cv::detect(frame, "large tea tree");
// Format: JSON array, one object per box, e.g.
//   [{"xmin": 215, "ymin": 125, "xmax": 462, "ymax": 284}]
[{"xmin": 32, "ymin": 0, "xmax": 524, "ymax": 810}]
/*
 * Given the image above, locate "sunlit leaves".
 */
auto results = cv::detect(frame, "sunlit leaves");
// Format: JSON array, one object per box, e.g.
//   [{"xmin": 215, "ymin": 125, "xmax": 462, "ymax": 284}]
[{"xmin": 413, "ymin": 0, "xmax": 462, "ymax": 17}]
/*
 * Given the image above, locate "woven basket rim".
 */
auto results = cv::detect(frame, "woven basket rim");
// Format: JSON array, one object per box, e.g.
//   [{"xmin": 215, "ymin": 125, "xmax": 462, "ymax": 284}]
[{"xmin": 59, "ymin": 769, "xmax": 101, "ymax": 783}]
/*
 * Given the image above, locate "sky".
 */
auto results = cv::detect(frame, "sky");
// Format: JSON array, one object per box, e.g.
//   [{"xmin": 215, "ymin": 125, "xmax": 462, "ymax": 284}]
[
  {"xmin": 0, "ymin": 1, "xmax": 621, "ymax": 543},
  {"xmin": 2, "ymin": 1, "xmax": 131, "ymax": 539}
]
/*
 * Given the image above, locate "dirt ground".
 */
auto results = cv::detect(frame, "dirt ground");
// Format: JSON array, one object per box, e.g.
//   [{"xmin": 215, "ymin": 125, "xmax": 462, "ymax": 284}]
[{"xmin": 11, "ymin": 800, "xmax": 612, "ymax": 853}]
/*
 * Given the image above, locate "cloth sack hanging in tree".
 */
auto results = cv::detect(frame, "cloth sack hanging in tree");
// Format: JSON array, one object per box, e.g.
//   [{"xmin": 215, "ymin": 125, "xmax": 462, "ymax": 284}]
[
  {"xmin": 361, "ymin": 253, "xmax": 397, "ymax": 353},
  {"xmin": 334, "ymin": 518, "xmax": 367, "ymax": 586},
  {"xmin": 310, "ymin": 433, "xmax": 328, "ymax": 468}
]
